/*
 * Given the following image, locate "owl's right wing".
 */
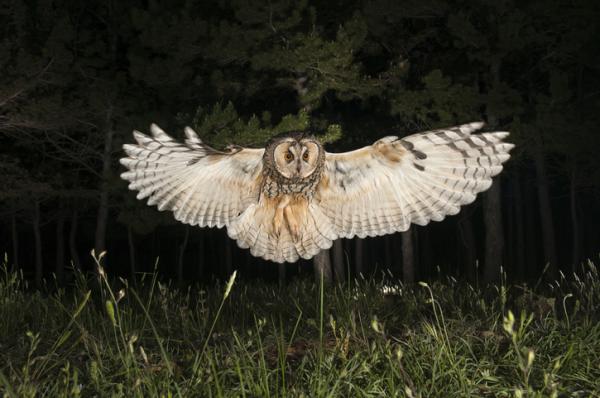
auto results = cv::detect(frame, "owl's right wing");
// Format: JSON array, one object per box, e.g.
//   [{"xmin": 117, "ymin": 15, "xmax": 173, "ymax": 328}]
[
  {"xmin": 120, "ymin": 124, "xmax": 264, "ymax": 228},
  {"xmin": 315, "ymin": 122, "xmax": 514, "ymax": 239}
]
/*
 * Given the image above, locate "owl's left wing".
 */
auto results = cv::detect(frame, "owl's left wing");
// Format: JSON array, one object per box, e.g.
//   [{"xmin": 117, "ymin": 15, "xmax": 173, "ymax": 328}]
[
  {"xmin": 120, "ymin": 124, "xmax": 264, "ymax": 228},
  {"xmin": 315, "ymin": 122, "xmax": 514, "ymax": 239}
]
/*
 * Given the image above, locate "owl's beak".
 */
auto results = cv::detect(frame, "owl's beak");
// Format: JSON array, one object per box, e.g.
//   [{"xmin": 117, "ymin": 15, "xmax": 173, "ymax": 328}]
[{"xmin": 296, "ymin": 161, "xmax": 302, "ymax": 174}]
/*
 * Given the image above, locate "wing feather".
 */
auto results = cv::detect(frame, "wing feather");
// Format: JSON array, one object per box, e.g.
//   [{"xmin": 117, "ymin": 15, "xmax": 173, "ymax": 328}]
[
  {"xmin": 316, "ymin": 122, "xmax": 514, "ymax": 238},
  {"xmin": 120, "ymin": 124, "xmax": 264, "ymax": 229}
]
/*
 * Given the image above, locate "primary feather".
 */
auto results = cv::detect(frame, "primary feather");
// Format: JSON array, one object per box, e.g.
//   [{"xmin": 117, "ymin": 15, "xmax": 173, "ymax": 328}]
[
  {"xmin": 120, "ymin": 124, "xmax": 264, "ymax": 229},
  {"xmin": 316, "ymin": 122, "xmax": 514, "ymax": 239}
]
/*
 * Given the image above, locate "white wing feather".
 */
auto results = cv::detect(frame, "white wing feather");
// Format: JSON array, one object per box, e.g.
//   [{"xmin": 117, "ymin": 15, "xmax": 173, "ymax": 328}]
[
  {"xmin": 316, "ymin": 122, "xmax": 514, "ymax": 238},
  {"xmin": 120, "ymin": 124, "xmax": 264, "ymax": 228}
]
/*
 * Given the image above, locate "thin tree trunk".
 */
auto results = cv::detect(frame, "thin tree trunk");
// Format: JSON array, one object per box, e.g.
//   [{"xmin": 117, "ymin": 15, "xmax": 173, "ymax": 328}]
[
  {"xmin": 506, "ymin": 180, "xmax": 515, "ymax": 277},
  {"xmin": 55, "ymin": 207, "xmax": 66, "ymax": 285},
  {"xmin": 11, "ymin": 214, "xmax": 18, "ymax": 269},
  {"xmin": 483, "ymin": 182, "xmax": 504, "ymax": 283},
  {"xmin": 332, "ymin": 239, "xmax": 345, "ymax": 284},
  {"xmin": 402, "ymin": 229, "xmax": 414, "ymax": 283},
  {"xmin": 481, "ymin": 61, "xmax": 505, "ymax": 284},
  {"xmin": 384, "ymin": 236, "xmax": 392, "ymax": 271},
  {"xmin": 32, "ymin": 200, "xmax": 43, "ymax": 288},
  {"xmin": 513, "ymin": 172, "xmax": 526, "ymax": 280},
  {"xmin": 278, "ymin": 263, "xmax": 286, "ymax": 287},
  {"xmin": 524, "ymin": 178, "xmax": 537, "ymax": 278},
  {"xmin": 69, "ymin": 208, "xmax": 81, "ymax": 269},
  {"xmin": 177, "ymin": 227, "xmax": 189, "ymax": 285},
  {"xmin": 224, "ymin": 236, "xmax": 233, "ymax": 277},
  {"xmin": 419, "ymin": 228, "xmax": 433, "ymax": 276},
  {"xmin": 459, "ymin": 214, "xmax": 477, "ymax": 282},
  {"xmin": 343, "ymin": 239, "xmax": 352, "ymax": 269},
  {"xmin": 533, "ymin": 132, "xmax": 558, "ymax": 277},
  {"xmin": 127, "ymin": 225, "xmax": 136, "ymax": 282},
  {"xmin": 313, "ymin": 250, "xmax": 332, "ymax": 285},
  {"xmin": 197, "ymin": 233, "xmax": 205, "ymax": 280},
  {"xmin": 570, "ymin": 165, "xmax": 580, "ymax": 269},
  {"xmin": 354, "ymin": 239, "xmax": 364, "ymax": 277},
  {"xmin": 94, "ymin": 105, "xmax": 114, "ymax": 258}
]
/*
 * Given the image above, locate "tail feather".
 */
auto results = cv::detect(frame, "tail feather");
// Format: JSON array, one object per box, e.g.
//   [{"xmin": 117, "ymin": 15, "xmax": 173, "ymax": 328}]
[{"xmin": 228, "ymin": 202, "xmax": 336, "ymax": 263}]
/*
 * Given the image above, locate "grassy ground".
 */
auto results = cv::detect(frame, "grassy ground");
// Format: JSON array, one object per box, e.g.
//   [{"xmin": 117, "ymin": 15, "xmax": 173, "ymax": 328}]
[{"xmin": 1, "ymin": 254, "xmax": 599, "ymax": 397}]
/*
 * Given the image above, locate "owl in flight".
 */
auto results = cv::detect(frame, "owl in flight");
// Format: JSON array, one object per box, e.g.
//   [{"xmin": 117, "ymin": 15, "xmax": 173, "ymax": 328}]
[{"xmin": 120, "ymin": 122, "xmax": 513, "ymax": 263}]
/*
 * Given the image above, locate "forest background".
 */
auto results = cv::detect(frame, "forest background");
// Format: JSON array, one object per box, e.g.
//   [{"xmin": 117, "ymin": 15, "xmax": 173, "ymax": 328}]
[{"xmin": 1, "ymin": 0, "xmax": 599, "ymax": 286}]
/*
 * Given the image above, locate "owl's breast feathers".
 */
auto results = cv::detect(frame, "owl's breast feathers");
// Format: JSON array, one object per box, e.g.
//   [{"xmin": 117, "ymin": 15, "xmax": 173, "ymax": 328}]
[
  {"xmin": 259, "ymin": 169, "xmax": 324, "ymax": 241},
  {"xmin": 229, "ymin": 174, "xmax": 336, "ymax": 262},
  {"xmin": 261, "ymin": 177, "xmax": 318, "ymax": 198}
]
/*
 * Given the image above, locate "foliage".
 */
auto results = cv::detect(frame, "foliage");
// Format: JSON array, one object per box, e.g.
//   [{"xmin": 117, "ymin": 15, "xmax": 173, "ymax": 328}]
[
  {"xmin": 1, "ymin": 255, "xmax": 600, "ymax": 396},
  {"xmin": 181, "ymin": 102, "xmax": 341, "ymax": 149}
]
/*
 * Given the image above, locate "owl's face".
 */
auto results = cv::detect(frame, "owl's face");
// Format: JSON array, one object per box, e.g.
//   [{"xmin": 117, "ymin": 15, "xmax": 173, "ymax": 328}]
[{"xmin": 270, "ymin": 137, "xmax": 323, "ymax": 180}]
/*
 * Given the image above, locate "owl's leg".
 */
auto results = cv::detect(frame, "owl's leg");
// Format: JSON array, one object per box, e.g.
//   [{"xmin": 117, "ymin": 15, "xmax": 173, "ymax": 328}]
[
  {"xmin": 284, "ymin": 206, "xmax": 300, "ymax": 242},
  {"xmin": 272, "ymin": 196, "xmax": 290, "ymax": 238}
]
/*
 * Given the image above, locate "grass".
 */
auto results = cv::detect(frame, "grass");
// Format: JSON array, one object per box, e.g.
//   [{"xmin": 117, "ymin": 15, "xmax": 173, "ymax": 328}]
[{"xmin": 1, "ymin": 253, "xmax": 600, "ymax": 397}]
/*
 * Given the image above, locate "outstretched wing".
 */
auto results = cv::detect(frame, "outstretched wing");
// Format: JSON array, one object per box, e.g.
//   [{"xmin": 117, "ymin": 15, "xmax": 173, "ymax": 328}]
[
  {"xmin": 120, "ymin": 124, "xmax": 264, "ymax": 228},
  {"xmin": 316, "ymin": 122, "xmax": 514, "ymax": 239}
]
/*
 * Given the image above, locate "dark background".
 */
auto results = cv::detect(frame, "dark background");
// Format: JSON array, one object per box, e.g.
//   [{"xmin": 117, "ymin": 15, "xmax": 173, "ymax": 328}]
[{"xmin": 1, "ymin": 0, "xmax": 599, "ymax": 286}]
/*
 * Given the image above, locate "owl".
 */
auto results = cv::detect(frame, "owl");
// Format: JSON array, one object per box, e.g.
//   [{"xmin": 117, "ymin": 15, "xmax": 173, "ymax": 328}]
[{"xmin": 120, "ymin": 122, "xmax": 513, "ymax": 263}]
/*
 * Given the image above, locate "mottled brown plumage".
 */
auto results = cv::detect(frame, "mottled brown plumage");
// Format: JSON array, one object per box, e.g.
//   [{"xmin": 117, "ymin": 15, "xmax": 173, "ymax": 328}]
[{"xmin": 120, "ymin": 122, "xmax": 514, "ymax": 263}]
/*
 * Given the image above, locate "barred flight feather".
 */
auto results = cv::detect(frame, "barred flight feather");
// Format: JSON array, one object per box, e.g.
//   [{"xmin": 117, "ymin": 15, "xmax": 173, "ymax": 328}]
[
  {"xmin": 317, "ymin": 122, "xmax": 514, "ymax": 239},
  {"xmin": 120, "ymin": 124, "xmax": 264, "ymax": 230}
]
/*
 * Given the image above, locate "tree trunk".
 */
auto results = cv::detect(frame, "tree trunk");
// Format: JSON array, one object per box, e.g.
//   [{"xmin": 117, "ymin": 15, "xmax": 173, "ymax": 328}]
[
  {"xmin": 94, "ymin": 105, "xmax": 115, "ymax": 258},
  {"xmin": 459, "ymin": 214, "xmax": 477, "ymax": 282},
  {"xmin": 177, "ymin": 227, "xmax": 189, "ymax": 285},
  {"xmin": 332, "ymin": 239, "xmax": 345, "ymax": 284},
  {"xmin": 278, "ymin": 262, "xmax": 286, "ymax": 287},
  {"xmin": 506, "ymin": 180, "xmax": 515, "ymax": 277},
  {"xmin": 354, "ymin": 239, "xmax": 364, "ymax": 277},
  {"xmin": 11, "ymin": 214, "xmax": 18, "ymax": 269},
  {"xmin": 224, "ymin": 236, "xmax": 233, "ymax": 278},
  {"xmin": 32, "ymin": 200, "xmax": 43, "ymax": 288},
  {"xmin": 524, "ymin": 179, "xmax": 537, "ymax": 278},
  {"xmin": 482, "ymin": 182, "xmax": 504, "ymax": 283},
  {"xmin": 69, "ymin": 209, "xmax": 81, "ymax": 269},
  {"xmin": 313, "ymin": 250, "xmax": 332, "ymax": 285},
  {"xmin": 419, "ymin": 228, "xmax": 433, "ymax": 276},
  {"xmin": 402, "ymin": 229, "xmax": 415, "ymax": 283},
  {"xmin": 512, "ymin": 172, "xmax": 526, "ymax": 280},
  {"xmin": 55, "ymin": 207, "xmax": 66, "ymax": 285},
  {"xmin": 481, "ymin": 60, "xmax": 505, "ymax": 284},
  {"xmin": 343, "ymin": 239, "xmax": 352, "ymax": 272},
  {"xmin": 570, "ymin": 165, "xmax": 580, "ymax": 270},
  {"xmin": 384, "ymin": 236, "xmax": 392, "ymax": 271},
  {"xmin": 533, "ymin": 132, "xmax": 558, "ymax": 277},
  {"xmin": 127, "ymin": 225, "xmax": 136, "ymax": 282},
  {"xmin": 197, "ymin": 233, "xmax": 205, "ymax": 280}
]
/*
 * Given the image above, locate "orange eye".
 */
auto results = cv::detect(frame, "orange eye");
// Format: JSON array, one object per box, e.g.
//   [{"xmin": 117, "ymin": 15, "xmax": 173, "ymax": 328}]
[
  {"xmin": 285, "ymin": 152, "xmax": 293, "ymax": 161},
  {"xmin": 302, "ymin": 152, "xmax": 309, "ymax": 161}
]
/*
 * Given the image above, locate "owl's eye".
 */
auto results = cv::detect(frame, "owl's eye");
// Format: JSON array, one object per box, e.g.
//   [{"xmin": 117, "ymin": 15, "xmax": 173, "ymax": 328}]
[
  {"xmin": 302, "ymin": 152, "xmax": 309, "ymax": 161},
  {"xmin": 285, "ymin": 151, "xmax": 293, "ymax": 161}
]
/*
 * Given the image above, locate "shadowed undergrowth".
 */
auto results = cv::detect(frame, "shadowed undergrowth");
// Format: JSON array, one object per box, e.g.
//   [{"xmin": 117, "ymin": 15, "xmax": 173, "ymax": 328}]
[{"xmin": 1, "ymin": 254, "xmax": 599, "ymax": 397}]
